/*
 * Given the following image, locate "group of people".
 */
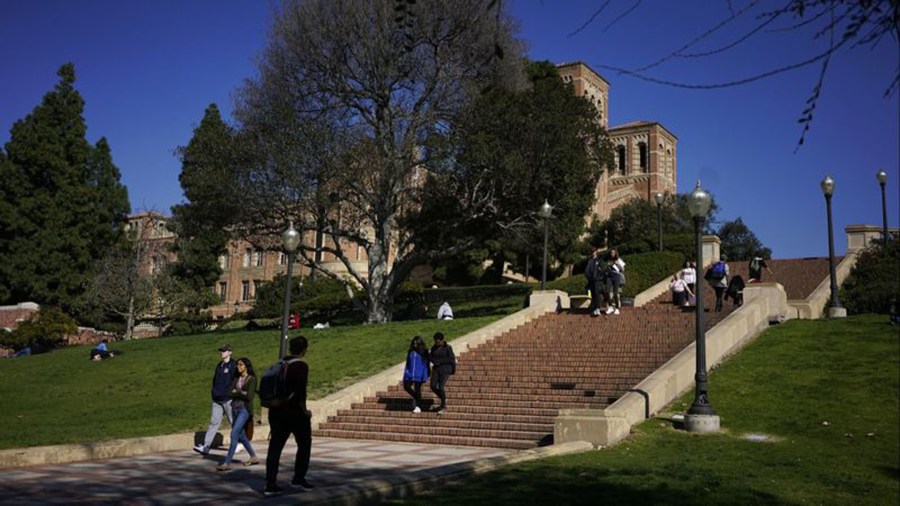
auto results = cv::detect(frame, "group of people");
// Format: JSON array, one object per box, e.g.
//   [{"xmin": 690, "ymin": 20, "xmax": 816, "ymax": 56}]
[
  {"xmin": 584, "ymin": 246, "xmax": 627, "ymax": 316},
  {"xmin": 671, "ymin": 255, "xmax": 774, "ymax": 312},
  {"xmin": 194, "ymin": 338, "xmax": 313, "ymax": 497},
  {"xmin": 402, "ymin": 332, "xmax": 456, "ymax": 414}
]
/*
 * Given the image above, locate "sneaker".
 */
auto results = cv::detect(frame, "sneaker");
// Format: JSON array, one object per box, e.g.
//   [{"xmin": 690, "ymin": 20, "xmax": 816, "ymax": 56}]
[
  {"xmin": 613, "ymin": 308, "xmax": 620, "ymax": 315},
  {"xmin": 291, "ymin": 478, "xmax": 314, "ymax": 491},
  {"xmin": 604, "ymin": 307, "xmax": 614, "ymax": 315},
  {"xmin": 193, "ymin": 444, "xmax": 209, "ymax": 455},
  {"xmin": 591, "ymin": 308, "xmax": 600, "ymax": 316},
  {"xmin": 234, "ymin": 445, "xmax": 244, "ymax": 454},
  {"xmin": 263, "ymin": 485, "xmax": 284, "ymax": 497},
  {"xmin": 436, "ymin": 407, "xmax": 446, "ymax": 415},
  {"xmin": 412, "ymin": 406, "xmax": 421, "ymax": 413}
]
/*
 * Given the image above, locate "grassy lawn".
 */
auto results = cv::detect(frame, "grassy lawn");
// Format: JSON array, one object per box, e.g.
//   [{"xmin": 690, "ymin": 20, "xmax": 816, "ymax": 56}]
[
  {"xmin": 0, "ymin": 316, "xmax": 502, "ymax": 450},
  {"xmin": 390, "ymin": 315, "xmax": 900, "ymax": 506}
]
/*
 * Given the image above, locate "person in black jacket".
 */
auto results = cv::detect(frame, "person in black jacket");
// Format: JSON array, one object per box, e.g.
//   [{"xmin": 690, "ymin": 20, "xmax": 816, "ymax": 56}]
[
  {"xmin": 264, "ymin": 336, "xmax": 314, "ymax": 497},
  {"xmin": 429, "ymin": 332, "xmax": 455, "ymax": 414},
  {"xmin": 194, "ymin": 344, "xmax": 237, "ymax": 455},
  {"xmin": 584, "ymin": 243, "xmax": 605, "ymax": 316}
]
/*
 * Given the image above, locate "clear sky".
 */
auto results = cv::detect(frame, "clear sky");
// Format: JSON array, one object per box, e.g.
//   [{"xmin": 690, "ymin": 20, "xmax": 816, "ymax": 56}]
[{"xmin": 1, "ymin": 0, "xmax": 897, "ymax": 259}]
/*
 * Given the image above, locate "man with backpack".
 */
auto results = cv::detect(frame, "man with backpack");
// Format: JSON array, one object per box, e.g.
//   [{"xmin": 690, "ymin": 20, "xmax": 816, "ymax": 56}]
[
  {"xmin": 194, "ymin": 344, "xmax": 237, "ymax": 455},
  {"xmin": 748, "ymin": 256, "xmax": 773, "ymax": 283},
  {"xmin": 264, "ymin": 336, "xmax": 314, "ymax": 497},
  {"xmin": 705, "ymin": 255, "xmax": 730, "ymax": 312}
]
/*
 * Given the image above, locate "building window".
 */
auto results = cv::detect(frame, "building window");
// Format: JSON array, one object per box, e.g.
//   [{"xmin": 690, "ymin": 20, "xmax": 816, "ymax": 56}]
[
  {"xmin": 254, "ymin": 250, "xmax": 264, "ymax": 267},
  {"xmin": 241, "ymin": 281, "xmax": 251, "ymax": 301},
  {"xmin": 617, "ymin": 145, "xmax": 626, "ymax": 174},
  {"xmin": 150, "ymin": 255, "xmax": 165, "ymax": 275},
  {"xmin": 279, "ymin": 252, "xmax": 287, "ymax": 265},
  {"xmin": 218, "ymin": 254, "xmax": 230, "ymax": 270},
  {"xmin": 218, "ymin": 282, "xmax": 227, "ymax": 298},
  {"xmin": 252, "ymin": 280, "xmax": 260, "ymax": 300},
  {"xmin": 639, "ymin": 142, "xmax": 648, "ymax": 173},
  {"xmin": 243, "ymin": 248, "xmax": 252, "ymax": 268}
]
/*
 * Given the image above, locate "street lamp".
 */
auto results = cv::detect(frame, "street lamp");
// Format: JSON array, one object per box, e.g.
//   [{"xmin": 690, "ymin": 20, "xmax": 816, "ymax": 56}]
[
  {"xmin": 538, "ymin": 199, "xmax": 553, "ymax": 290},
  {"xmin": 684, "ymin": 181, "xmax": 719, "ymax": 433},
  {"xmin": 655, "ymin": 192, "xmax": 664, "ymax": 252},
  {"xmin": 877, "ymin": 170, "xmax": 888, "ymax": 249},
  {"xmin": 820, "ymin": 176, "xmax": 846, "ymax": 318},
  {"xmin": 279, "ymin": 221, "xmax": 301, "ymax": 358}
]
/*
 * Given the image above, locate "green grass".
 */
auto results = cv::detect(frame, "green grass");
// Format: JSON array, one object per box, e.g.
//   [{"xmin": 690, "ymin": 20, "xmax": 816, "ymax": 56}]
[
  {"xmin": 0, "ymin": 316, "xmax": 501, "ymax": 450},
  {"xmin": 389, "ymin": 315, "xmax": 900, "ymax": 506}
]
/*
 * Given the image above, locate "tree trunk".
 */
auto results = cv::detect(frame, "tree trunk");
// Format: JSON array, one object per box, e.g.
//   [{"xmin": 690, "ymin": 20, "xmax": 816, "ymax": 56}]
[{"xmin": 125, "ymin": 295, "xmax": 135, "ymax": 340}]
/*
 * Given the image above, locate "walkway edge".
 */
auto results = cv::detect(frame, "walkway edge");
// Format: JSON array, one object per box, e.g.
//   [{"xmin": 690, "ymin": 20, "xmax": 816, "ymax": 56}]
[{"xmin": 298, "ymin": 441, "xmax": 595, "ymax": 506}]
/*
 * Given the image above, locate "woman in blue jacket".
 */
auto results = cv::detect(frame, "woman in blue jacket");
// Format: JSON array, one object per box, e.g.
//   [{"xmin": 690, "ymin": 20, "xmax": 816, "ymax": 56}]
[{"xmin": 402, "ymin": 336, "xmax": 430, "ymax": 413}]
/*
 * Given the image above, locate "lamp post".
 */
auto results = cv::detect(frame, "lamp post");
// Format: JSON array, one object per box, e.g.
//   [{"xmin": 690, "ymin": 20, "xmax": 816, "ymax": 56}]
[
  {"xmin": 821, "ymin": 176, "xmax": 846, "ymax": 318},
  {"xmin": 655, "ymin": 192, "xmax": 664, "ymax": 252},
  {"xmin": 877, "ymin": 170, "xmax": 888, "ymax": 249},
  {"xmin": 538, "ymin": 199, "xmax": 553, "ymax": 290},
  {"xmin": 684, "ymin": 181, "xmax": 719, "ymax": 433},
  {"xmin": 279, "ymin": 221, "xmax": 301, "ymax": 358}
]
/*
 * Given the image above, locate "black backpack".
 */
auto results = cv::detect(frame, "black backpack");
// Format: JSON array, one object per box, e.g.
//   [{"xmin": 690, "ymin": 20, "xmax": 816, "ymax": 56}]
[{"xmin": 258, "ymin": 358, "xmax": 300, "ymax": 408}]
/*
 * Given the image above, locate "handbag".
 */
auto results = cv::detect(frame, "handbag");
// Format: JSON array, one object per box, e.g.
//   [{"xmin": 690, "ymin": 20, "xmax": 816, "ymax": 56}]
[{"xmin": 244, "ymin": 415, "xmax": 254, "ymax": 440}]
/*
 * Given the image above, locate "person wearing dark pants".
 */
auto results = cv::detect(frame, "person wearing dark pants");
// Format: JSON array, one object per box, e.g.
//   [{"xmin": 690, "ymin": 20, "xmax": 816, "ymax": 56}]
[
  {"xmin": 264, "ymin": 336, "xmax": 314, "ymax": 497},
  {"xmin": 429, "ymin": 332, "xmax": 455, "ymax": 414},
  {"xmin": 402, "ymin": 336, "xmax": 430, "ymax": 413},
  {"xmin": 584, "ymin": 243, "xmax": 605, "ymax": 316}
]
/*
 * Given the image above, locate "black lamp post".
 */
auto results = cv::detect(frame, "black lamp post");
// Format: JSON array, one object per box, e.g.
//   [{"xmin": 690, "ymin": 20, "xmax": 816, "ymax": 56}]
[
  {"xmin": 279, "ymin": 221, "xmax": 301, "ymax": 358},
  {"xmin": 538, "ymin": 199, "xmax": 553, "ymax": 290},
  {"xmin": 655, "ymin": 192, "xmax": 664, "ymax": 252},
  {"xmin": 685, "ymin": 181, "xmax": 719, "ymax": 432},
  {"xmin": 820, "ymin": 176, "xmax": 846, "ymax": 318},
  {"xmin": 877, "ymin": 170, "xmax": 888, "ymax": 249}
]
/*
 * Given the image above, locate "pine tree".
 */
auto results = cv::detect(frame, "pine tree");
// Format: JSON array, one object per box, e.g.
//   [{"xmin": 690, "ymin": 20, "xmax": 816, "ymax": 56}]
[{"xmin": 0, "ymin": 63, "xmax": 130, "ymax": 313}]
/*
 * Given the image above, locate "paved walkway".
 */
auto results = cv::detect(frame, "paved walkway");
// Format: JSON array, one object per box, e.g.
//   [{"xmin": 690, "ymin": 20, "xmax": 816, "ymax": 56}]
[{"xmin": 0, "ymin": 438, "xmax": 511, "ymax": 505}]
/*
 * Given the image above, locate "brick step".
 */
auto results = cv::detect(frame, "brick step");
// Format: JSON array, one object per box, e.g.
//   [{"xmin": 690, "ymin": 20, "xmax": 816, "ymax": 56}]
[
  {"xmin": 315, "ymin": 421, "xmax": 547, "ymax": 443},
  {"xmin": 311, "ymin": 429, "xmax": 541, "ymax": 450},
  {"xmin": 352, "ymin": 398, "xmax": 609, "ymax": 412},
  {"xmin": 458, "ymin": 357, "xmax": 680, "ymax": 366},
  {"xmin": 321, "ymin": 415, "xmax": 553, "ymax": 433},
  {"xmin": 331, "ymin": 409, "xmax": 556, "ymax": 425},
  {"xmin": 386, "ymin": 378, "xmax": 644, "ymax": 390},
  {"xmin": 339, "ymin": 403, "xmax": 567, "ymax": 418},
  {"xmin": 381, "ymin": 385, "xmax": 629, "ymax": 398},
  {"xmin": 365, "ymin": 389, "xmax": 620, "ymax": 403},
  {"xmin": 455, "ymin": 365, "xmax": 665, "ymax": 375}
]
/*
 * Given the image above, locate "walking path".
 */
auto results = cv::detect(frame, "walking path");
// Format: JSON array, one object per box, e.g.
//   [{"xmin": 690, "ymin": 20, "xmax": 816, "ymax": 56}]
[{"xmin": 0, "ymin": 437, "xmax": 589, "ymax": 505}]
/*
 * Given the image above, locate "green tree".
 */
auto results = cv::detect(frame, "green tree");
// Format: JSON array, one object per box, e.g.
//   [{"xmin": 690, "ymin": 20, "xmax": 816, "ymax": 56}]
[
  {"xmin": 718, "ymin": 217, "xmax": 772, "ymax": 261},
  {"xmin": 0, "ymin": 63, "xmax": 130, "ymax": 313},
  {"xmin": 424, "ymin": 61, "xmax": 614, "ymax": 282},
  {"xmin": 841, "ymin": 239, "xmax": 900, "ymax": 315}
]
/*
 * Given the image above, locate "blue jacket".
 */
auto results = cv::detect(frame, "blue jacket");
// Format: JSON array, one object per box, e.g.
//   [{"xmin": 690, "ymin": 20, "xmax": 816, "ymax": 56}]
[
  {"xmin": 211, "ymin": 360, "xmax": 237, "ymax": 402},
  {"xmin": 403, "ymin": 350, "xmax": 429, "ymax": 383}
]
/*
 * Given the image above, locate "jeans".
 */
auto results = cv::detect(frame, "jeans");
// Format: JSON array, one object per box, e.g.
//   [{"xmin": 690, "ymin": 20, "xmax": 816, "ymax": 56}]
[
  {"xmin": 265, "ymin": 408, "xmax": 312, "ymax": 487},
  {"xmin": 202, "ymin": 399, "xmax": 233, "ymax": 449},
  {"xmin": 403, "ymin": 380, "xmax": 423, "ymax": 408},
  {"xmin": 223, "ymin": 405, "xmax": 256, "ymax": 464},
  {"xmin": 430, "ymin": 369, "xmax": 450, "ymax": 409}
]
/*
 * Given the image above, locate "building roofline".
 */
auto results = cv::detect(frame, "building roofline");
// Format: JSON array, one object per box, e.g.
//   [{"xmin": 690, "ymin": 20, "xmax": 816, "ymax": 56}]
[
  {"xmin": 556, "ymin": 61, "xmax": 611, "ymax": 87},
  {"xmin": 609, "ymin": 120, "xmax": 679, "ymax": 140}
]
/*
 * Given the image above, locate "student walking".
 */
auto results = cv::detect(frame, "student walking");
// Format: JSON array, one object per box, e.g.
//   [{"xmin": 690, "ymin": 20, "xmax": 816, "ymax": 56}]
[
  {"xmin": 706, "ymin": 255, "xmax": 730, "ymax": 312},
  {"xmin": 584, "ymin": 242, "xmax": 605, "ymax": 316},
  {"xmin": 605, "ymin": 249, "xmax": 626, "ymax": 315},
  {"xmin": 747, "ymin": 256, "xmax": 773, "ymax": 283},
  {"xmin": 402, "ymin": 336, "xmax": 430, "ymax": 413},
  {"xmin": 670, "ymin": 272, "xmax": 694, "ymax": 307},
  {"xmin": 194, "ymin": 344, "xmax": 236, "ymax": 455},
  {"xmin": 264, "ymin": 336, "xmax": 314, "ymax": 497},
  {"xmin": 429, "ymin": 332, "xmax": 455, "ymax": 414},
  {"xmin": 217, "ymin": 357, "xmax": 260, "ymax": 471},
  {"xmin": 681, "ymin": 261, "xmax": 697, "ymax": 294}
]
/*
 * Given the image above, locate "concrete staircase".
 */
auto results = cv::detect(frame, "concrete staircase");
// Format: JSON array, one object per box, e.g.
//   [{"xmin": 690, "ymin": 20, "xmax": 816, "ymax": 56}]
[{"xmin": 313, "ymin": 286, "xmax": 737, "ymax": 449}]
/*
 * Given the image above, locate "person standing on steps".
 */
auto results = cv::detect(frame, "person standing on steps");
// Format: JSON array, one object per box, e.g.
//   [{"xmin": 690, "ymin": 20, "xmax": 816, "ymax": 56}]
[
  {"xmin": 584, "ymin": 242, "xmax": 605, "ymax": 316},
  {"xmin": 194, "ymin": 344, "xmax": 236, "ymax": 455},
  {"xmin": 402, "ymin": 336, "xmax": 430, "ymax": 413},
  {"xmin": 264, "ymin": 336, "xmax": 314, "ymax": 497},
  {"xmin": 681, "ymin": 260, "xmax": 697, "ymax": 295},
  {"xmin": 217, "ymin": 357, "xmax": 260, "ymax": 471},
  {"xmin": 429, "ymin": 332, "xmax": 455, "ymax": 414},
  {"xmin": 605, "ymin": 249, "xmax": 626, "ymax": 315},
  {"xmin": 747, "ymin": 255, "xmax": 773, "ymax": 283}
]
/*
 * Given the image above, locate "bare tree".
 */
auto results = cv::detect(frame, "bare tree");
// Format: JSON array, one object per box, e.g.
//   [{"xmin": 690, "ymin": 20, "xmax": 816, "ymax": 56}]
[
  {"xmin": 223, "ymin": 0, "xmax": 527, "ymax": 323},
  {"xmin": 575, "ymin": 0, "xmax": 899, "ymax": 148}
]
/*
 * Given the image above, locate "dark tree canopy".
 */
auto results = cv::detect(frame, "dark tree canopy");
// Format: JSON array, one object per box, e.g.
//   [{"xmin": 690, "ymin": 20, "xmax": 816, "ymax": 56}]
[
  {"xmin": 718, "ymin": 217, "xmax": 773, "ymax": 260},
  {"xmin": 0, "ymin": 63, "xmax": 130, "ymax": 313}
]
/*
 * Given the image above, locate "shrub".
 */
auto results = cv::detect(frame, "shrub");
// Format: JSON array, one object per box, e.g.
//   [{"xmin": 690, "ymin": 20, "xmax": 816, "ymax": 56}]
[
  {"xmin": 0, "ymin": 307, "xmax": 78, "ymax": 352},
  {"xmin": 250, "ymin": 275, "xmax": 349, "ymax": 319},
  {"xmin": 840, "ymin": 240, "xmax": 900, "ymax": 315},
  {"xmin": 166, "ymin": 310, "xmax": 212, "ymax": 336}
]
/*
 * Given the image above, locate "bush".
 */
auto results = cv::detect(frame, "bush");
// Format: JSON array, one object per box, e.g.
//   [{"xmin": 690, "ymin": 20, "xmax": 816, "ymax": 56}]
[
  {"xmin": 840, "ymin": 240, "xmax": 900, "ymax": 315},
  {"xmin": 0, "ymin": 307, "xmax": 78, "ymax": 352},
  {"xmin": 547, "ymin": 251, "xmax": 685, "ymax": 297},
  {"xmin": 166, "ymin": 310, "xmax": 212, "ymax": 336},
  {"xmin": 250, "ymin": 275, "xmax": 349, "ymax": 319}
]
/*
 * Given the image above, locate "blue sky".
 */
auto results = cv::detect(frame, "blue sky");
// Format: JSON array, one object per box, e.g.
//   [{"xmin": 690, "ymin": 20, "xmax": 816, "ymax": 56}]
[{"xmin": 1, "ymin": 0, "xmax": 897, "ymax": 259}]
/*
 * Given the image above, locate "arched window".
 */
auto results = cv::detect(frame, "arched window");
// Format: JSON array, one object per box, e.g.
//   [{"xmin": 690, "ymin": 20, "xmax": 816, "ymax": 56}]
[
  {"xmin": 617, "ymin": 145, "xmax": 626, "ymax": 174},
  {"xmin": 638, "ymin": 142, "xmax": 648, "ymax": 173}
]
